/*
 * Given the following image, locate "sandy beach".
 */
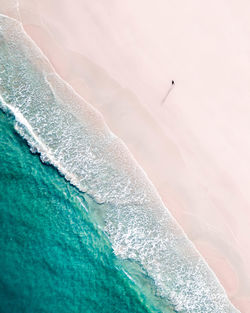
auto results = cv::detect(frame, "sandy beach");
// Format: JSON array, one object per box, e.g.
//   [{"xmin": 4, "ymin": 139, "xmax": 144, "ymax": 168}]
[{"xmin": 1, "ymin": 0, "xmax": 250, "ymax": 311}]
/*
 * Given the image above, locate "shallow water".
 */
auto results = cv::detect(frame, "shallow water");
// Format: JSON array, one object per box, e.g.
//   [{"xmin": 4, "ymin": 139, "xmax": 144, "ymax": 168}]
[{"xmin": 0, "ymin": 14, "xmax": 239, "ymax": 313}]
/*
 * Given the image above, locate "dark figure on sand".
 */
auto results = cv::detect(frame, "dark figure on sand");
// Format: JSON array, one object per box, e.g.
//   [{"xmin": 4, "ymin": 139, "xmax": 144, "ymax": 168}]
[{"xmin": 161, "ymin": 80, "xmax": 175, "ymax": 105}]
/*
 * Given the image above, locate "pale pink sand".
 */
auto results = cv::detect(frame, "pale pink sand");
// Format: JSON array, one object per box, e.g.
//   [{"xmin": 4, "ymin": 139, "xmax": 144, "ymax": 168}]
[{"xmin": 2, "ymin": 0, "xmax": 250, "ymax": 311}]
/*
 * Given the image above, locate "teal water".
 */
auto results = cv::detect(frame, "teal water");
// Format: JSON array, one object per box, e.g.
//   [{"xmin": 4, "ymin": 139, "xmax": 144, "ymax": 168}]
[{"xmin": 0, "ymin": 110, "xmax": 157, "ymax": 313}]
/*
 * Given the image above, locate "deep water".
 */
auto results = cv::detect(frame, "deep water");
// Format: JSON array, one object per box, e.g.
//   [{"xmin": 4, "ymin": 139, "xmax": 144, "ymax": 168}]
[{"xmin": 0, "ymin": 110, "xmax": 155, "ymax": 313}]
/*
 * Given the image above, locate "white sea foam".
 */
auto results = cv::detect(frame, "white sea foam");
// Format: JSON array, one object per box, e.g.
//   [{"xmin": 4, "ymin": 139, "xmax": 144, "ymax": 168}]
[{"xmin": 0, "ymin": 14, "xmax": 240, "ymax": 313}]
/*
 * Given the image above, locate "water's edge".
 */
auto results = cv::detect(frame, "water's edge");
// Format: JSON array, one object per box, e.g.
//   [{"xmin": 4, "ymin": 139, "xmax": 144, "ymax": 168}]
[{"xmin": 0, "ymin": 14, "xmax": 240, "ymax": 313}]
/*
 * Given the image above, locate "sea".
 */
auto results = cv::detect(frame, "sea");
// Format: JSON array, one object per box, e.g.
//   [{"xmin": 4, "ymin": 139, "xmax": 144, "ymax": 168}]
[{"xmin": 0, "ymin": 14, "xmax": 239, "ymax": 313}]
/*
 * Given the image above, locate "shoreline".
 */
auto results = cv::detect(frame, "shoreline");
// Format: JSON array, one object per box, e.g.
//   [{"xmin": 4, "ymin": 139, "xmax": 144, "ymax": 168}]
[
  {"xmin": 0, "ymin": 14, "xmax": 239, "ymax": 312},
  {"xmin": 0, "ymin": 1, "xmax": 250, "ymax": 310},
  {"xmin": 0, "ymin": 13, "xmax": 239, "ymax": 312}
]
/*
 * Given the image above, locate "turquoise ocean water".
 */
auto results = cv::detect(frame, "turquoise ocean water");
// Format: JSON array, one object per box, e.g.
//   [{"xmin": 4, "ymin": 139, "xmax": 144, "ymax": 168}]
[
  {"xmin": 0, "ymin": 14, "xmax": 239, "ymax": 313},
  {"xmin": 0, "ymin": 110, "xmax": 161, "ymax": 313}
]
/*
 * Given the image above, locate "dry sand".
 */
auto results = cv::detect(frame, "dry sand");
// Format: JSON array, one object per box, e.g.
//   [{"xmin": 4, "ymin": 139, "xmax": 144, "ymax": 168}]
[{"xmin": 1, "ymin": 0, "xmax": 250, "ymax": 311}]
